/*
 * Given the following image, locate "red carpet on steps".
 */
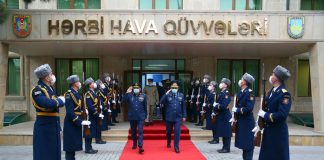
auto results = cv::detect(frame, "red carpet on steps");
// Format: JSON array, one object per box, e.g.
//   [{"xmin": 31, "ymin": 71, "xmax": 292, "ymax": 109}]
[{"xmin": 120, "ymin": 121, "xmax": 206, "ymax": 160}]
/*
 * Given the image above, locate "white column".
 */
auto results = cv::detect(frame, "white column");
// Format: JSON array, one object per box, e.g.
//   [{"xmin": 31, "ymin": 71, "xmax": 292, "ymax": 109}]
[
  {"xmin": 309, "ymin": 42, "xmax": 324, "ymax": 133},
  {"xmin": 0, "ymin": 43, "xmax": 9, "ymax": 129}
]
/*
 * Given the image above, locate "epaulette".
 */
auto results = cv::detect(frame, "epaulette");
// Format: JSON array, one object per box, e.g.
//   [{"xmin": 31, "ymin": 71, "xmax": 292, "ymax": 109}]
[
  {"xmin": 281, "ymin": 88, "xmax": 288, "ymax": 93},
  {"xmin": 248, "ymin": 89, "xmax": 253, "ymax": 92}
]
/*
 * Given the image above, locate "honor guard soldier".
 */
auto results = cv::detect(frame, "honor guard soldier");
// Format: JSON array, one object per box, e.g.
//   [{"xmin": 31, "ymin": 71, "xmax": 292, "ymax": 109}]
[
  {"xmin": 204, "ymin": 81, "xmax": 219, "ymax": 144},
  {"xmin": 95, "ymin": 80, "xmax": 107, "ymax": 144},
  {"xmin": 84, "ymin": 78, "xmax": 103, "ymax": 154},
  {"xmin": 102, "ymin": 73, "xmax": 114, "ymax": 127},
  {"xmin": 63, "ymin": 75, "xmax": 91, "ymax": 160},
  {"xmin": 160, "ymin": 80, "xmax": 187, "ymax": 153},
  {"xmin": 196, "ymin": 74, "xmax": 211, "ymax": 127},
  {"xmin": 122, "ymin": 83, "xmax": 147, "ymax": 154},
  {"xmin": 232, "ymin": 73, "xmax": 256, "ymax": 160},
  {"xmin": 31, "ymin": 64, "xmax": 65, "ymax": 160},
  {"xmin": 187, "ymin": 78, "xmax": 200, "ymax": 123},
  {"xmin": 143, "ymin": 78, "xmax": 159, "ymax": 126},
  {"xmin": 214, "ymin": 78, "xmax": 232, "ymax": 153},
  {"xmin": 257, "ymin": 65, "xmax": 291, "ymax": 160}
]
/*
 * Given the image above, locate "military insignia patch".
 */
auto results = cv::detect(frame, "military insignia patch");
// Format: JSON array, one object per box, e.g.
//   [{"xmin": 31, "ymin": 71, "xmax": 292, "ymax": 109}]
[
  {"xmin": 139, "ymin": 96, "xmax": 144, "ymax": 102},
  {"xmin": 178, "ymin": 97, "xmax": 183, "ymax": 101},
  {"xmin": 283, "ymin": 98, "xmax": 289, "ymax": 104},
  {"xmin": 225, "ymin": 95, "xmax": 228, "ymax": 99},
  {"xmin": 250, "ymin": 96, "xmax": 254, "ymax": 101},
  {"xmin": 288, "ymin": 16, "xmax": 304, "ymax": 39},
  {"xmin": 34, "ymin": 91, "xmax": 41, "ymax": 95},
  {"xmin": 13, "ymin": 15, "xmax": 32, "ymax": 38}
]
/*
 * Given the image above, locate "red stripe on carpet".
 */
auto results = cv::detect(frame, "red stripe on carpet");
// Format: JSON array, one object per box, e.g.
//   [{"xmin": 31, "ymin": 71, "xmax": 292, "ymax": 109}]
[{"xmin": 120, "ymin": 121, "xmax": 206, "ymax": 160}]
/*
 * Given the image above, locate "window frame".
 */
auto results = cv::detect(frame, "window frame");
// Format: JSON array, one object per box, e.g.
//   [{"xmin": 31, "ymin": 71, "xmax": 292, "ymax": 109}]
[
  {"xmin": 139, "ymin": 0, "xmax": 183, "ymax": 10},
  {"xmin": 300, "ymin": 0, "xmax": 323, "ymax": 10},
  {"xmin": 58, "ymin": 0, "xmax": 101, "ymax": 9},
  {"xmin": 221, "ymin": 0, "xmax": 262, "ymax": 10},
  {"xmin": 7, "ymin": 57, "xmax": 21, "ymax": 96},
  {"xmin": 297, "ymin": 59, "xmax": 312, "ymax": 97}
]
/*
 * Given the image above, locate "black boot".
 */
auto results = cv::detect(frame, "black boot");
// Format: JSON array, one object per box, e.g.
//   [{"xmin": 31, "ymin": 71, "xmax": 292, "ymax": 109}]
[{"xmin": 139, "ymin": 147, "xmax": 144, "ymax": 154}]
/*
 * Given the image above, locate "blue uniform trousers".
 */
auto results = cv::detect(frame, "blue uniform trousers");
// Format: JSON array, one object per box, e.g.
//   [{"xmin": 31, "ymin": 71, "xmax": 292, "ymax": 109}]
[
  {"xmin": 130, "ymin": 120, "xmax": 144, "ymax": 147},
  {"xmin": 166, "ymin": 120, "xmax": 182, "ymax": 150}
]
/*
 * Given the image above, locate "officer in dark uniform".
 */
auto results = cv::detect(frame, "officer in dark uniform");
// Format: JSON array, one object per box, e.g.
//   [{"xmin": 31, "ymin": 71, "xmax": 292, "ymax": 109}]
[
  {"xmin": 63, "ymin": 75, "xmax": 91, "ymax": 160},
  {"xmin": 256, "ymin": 65, "xmax": 291, "ymax": 160},
  {"xmin": 122, "ymin": 83, "xmax": 147, "ymax": 154},
  {"xmin": 160, "ymin": 80, "xmax": 187, "ymax": 153},
  {"xmin": 84, "ymin": 78, "xmax": 103, "ymax": 154},
  {"xmin": 203, "ymin": 81, "xmax": 219, "ymax": 144},
  {"xmin": 95, "ymin": 80, "xmax": 107, "ymax": 144},
  {"xmin": 232, "ymin": 73, "xmax": 256, "ymax": 160},
  {"xmin": 213, "ymin": 78, "xmax": 232, "ymax": 153},
  {"xmin": 102, "ymin": 73, "xmax": 114, "ymax": 127},
  {"xmin": 31, "ymin": 64, "xmax": 65, "ymax": 160},
  {"xmin": 161, "ymin": 79, "xmax": 171, "ymax": 121},
  {"xmin": 187, "ymin": 78, "xmax": 200, "ymax": 123}
]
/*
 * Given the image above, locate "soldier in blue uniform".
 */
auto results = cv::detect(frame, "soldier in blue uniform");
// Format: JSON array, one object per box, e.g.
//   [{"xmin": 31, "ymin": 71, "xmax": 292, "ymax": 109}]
[
  {"xmin": 102, "ymin": 73, "xmax": 114, "ymax": 127},
  {"xmin": 63, "ymin": 75, "xmax": 91, "ymax": 160},
  {"xmin": 94, "ymin": 80, "xmax": 107, "ymax": 144},
  {"xmin": 197, "ymin": 74, "xmax": 211, "ymax": 128},
  {"xmin": 256, "ymin": 65, "xmax": 291, "ymax": 160},
  {"xmin": 203, "ymin": 81, "xmax": 219, "ymax": 144},
  {"xmin": 187, "ymin": 78, "xmax": 200, "ymax": 124},
  {"xmin": 84, "ymin": 78, "xmax": 104, "ymax": 154},
  {"xmin": 213, "ymin": 78, "xmax": 232, "ymax": 153},
  {"xmin": 231, "ymin": 73, "xmax": 256, "ymax": 160},
  {"xmin": 160, "ymin": 80, "xmax": 187, "ymax": 153},
  {"xmin": 31, "ymin": 64, "xmax": 65, "ymax": 160},
  {"xmin": 122, "ymin": 83, "xmax": 147, "ymax": 154}
]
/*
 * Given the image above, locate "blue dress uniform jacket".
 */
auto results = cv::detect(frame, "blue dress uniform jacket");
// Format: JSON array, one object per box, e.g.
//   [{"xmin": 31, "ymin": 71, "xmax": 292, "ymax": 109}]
[
  {"xmin": 259, "ymin": 84, "xmax": 291, "ymax": 160},
  {"xmin": 214, "ymin": 89, "xmax": 232, "ymax": 137},
  {"xmin": 234, "ymin": 87, "xmax": 256, "ymax": 150},
  {"xmin": 122, "ymin": 93, "xmax": 148, "ymax": 121},
  {"xmin": 31, "ymin": 80, "xmax": 64, "ymax": 160},
  {"xmin": 63, "ymin": 88, "xmax": 83, "ymax": 152},
  {"xmin": 160, "ymin": 92, "xmax": 187, "ymax": 122},
  {"xmin": 84, "ymin": 89, "xmax": 99, "ymax": 138},
  {"xmin": 205, "ymin": 91, "xmax": 216, "ymax": 130}
]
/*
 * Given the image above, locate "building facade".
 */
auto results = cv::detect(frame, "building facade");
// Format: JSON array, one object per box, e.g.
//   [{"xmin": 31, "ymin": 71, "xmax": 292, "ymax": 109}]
[{"xmin": 0, "ymin": 0, "xmax": 324, "ymax": 132}]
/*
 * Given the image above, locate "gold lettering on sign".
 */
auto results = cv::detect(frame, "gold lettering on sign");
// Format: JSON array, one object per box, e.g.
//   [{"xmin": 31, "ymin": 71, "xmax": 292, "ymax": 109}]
[
  {"xmin": 48, "ymin": 20, "xmax": 59, "ymax": 35},
  {"xmin": 164, "ymin": 20, "xmax": 177, "ymax": 35},
  {"xmin": 214, "ymin": 20, "xmax": 226, "ymax": 35}
]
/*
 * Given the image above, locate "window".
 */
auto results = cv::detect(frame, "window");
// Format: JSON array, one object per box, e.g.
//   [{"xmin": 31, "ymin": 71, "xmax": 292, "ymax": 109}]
[
  {"xmin": 58, "ymin": 0, "xmax": 100, "ymax": 9},
  {"xmin": 220, "ymin": 0, "xmax": 262, "ymax": 10},
  {"xmin": 133, "ymin": 59, "xmax": 185, "ymax": 71},
  {"xmin": 7, "ymin": 58, "xmax": 21, "ymax": 95},
  {"xmin": 5, "ymin": 0, "xmax": 19, "ymax": 9},
  {"xmin": 301, "ymin": 0, "xmax": 324, "ymax": 10},
  {"xmin": 216, "ymin": 59, "xmax": 260, "ymax": 96},
  {"xmin": 56, "ymin": 59, "xmax": 99, "ymax": 95},
  {"xmin": 297, "ymin": 60, "xmax": 311, "ymax": 97},
  {"xmin": 139, "ymin": 0, "xmax": 183, "ymax": 10}
]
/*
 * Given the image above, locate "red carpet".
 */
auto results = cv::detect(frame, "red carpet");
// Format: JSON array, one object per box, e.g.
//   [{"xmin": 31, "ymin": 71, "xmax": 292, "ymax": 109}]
[{"xmin": 120, "ymin": 121, "xmax": 206, "ymax": 160}]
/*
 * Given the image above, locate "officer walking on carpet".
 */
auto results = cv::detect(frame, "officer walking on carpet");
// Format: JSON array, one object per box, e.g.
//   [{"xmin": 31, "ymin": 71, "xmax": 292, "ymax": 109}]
[
  {"xmin": 160, "ymin": 80, "xmax": 187, "ymax": 153},
  {"xmin": 63, "ymin": 75, "xmax": 91, "ymax": 160},
  {"xmin": 232, "ymin": 73, "xmax": 256, "ymax": 160},
  {"xmin": 31, "ymin": 64, "xmax": 65, "ymax": 160},
  {"xmin": 255, "ymin": 65, "xmax": 292, "ymax": 160},
  {"xmin": 122, "ymin": 83, "xmax": 147, "ymax": 154}
]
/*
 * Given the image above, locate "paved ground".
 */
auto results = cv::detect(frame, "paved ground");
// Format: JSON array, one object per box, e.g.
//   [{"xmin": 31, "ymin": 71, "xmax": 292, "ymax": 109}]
[{"xmin": 0, "ymin": 142, "xmax": 324, "ymax": 160}]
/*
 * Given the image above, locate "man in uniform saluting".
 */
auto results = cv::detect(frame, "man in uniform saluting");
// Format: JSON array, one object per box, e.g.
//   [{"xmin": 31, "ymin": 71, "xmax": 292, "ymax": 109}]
[
  {"xmin": 232, "ymin": 73, "xmax": 256, "ymax": 160},
  {"xmin": 31, "ymin": 64, "xmax": 65, "ymax": 160},
  {"xmin": 256, "ymin": 65, "xmax": 291, "ymax": 160},
  {"xmin": 160, "ymin": 80, "xmax": 187, "ymax": 153},
  {"xmin": 63, "ymin": 75, "xmax": 91, "ymax": 160},
  {"xmin": 122, "ymin": 83, "xmax": 147, "ymax": 154}
]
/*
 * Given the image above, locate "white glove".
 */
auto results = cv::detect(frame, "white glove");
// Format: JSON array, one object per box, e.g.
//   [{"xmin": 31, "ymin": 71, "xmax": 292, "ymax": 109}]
[
  {"xmin": 81, "ymin": 121, "xmax": 91, "ymax": 126},
  {"xmin": 100, "ymin": 105, "xmax": 103, "ymax": 109},
  {"xmin": 202, "ymin": 103, "xmax": 206, "ymax": 107},
  {"xmin": 108, "ymin": 109, "xmax": 112, "ymax": 113},
  {"xmin": 258, "ymin": 110, "xmax": 266, "ymax": 118},
  {"xmin": 196, "ymin": 102, "xmax": 200, "ymax": 105},
  {"xmin": 108, "ymin": 101, "xmax": 111, "ymax": 105},
  {"xmin": 118, "ymin": 100, "xmax": 121, "ymax": 104},
  {"xmin": 99, "ymin": 114, "xmax": 104, "ymax": 119},
  {"xmin": 166, "ymin": 89, "xmax": 171, "ymax": 95},
  {"xmin": 252, "ymin": 126, "xmax": 260, "ymax": 137},
  {"xmin": 197, "ymin": 94, "xmax": 200, "ymax": 98},
  {"xmin": 85, "ymin": 109, "xmax": 89, "ymax": 115},
  {"xmin": 58, "ymin": 96, "xmax": 65, "ymax": 103},
  {"xmin": 112, "ymin": 100, "xmax": 116, "ymax": 104},
  {"xmin": 213, "ymin": 102, "xmax": 219, "ymax": 107},
  {"xmin": 191, "ymin": 95, "xmax": 195, "ymax": 98},
  {"xmin": 229, "ymin": 118, "xmax": 234, "ymax": 123},
  {"xmin": 200, "ymin": 111, "xmax": 205, "ymax": 114},
  {"xmin": 211, "ymin": 112, "xmax": 216, "ymax": 116},
  {"xmin": 232, "ymin": 106, "xmax": 237, "ymax": 113}
]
